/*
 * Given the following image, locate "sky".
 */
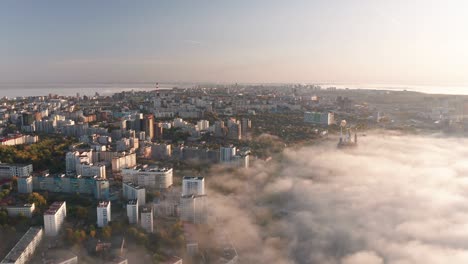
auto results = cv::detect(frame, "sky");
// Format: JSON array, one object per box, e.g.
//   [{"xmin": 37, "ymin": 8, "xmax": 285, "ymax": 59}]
[{"xmin": 1, "ymin": 0, "xmax": 468, "ymax": 86}]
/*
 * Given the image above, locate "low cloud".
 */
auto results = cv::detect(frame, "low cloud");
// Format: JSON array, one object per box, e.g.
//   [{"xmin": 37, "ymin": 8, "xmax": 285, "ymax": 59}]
[{"xmin": 207, "ymin": 131, "xmax": 468, "ymax": 263}]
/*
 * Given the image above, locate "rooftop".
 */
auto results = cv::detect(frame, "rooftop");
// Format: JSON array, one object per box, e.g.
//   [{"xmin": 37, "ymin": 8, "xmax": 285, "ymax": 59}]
[
  {"xmin": 123, "ymin": 181, "xmax": 144, "ymax": 189},
  {"xmin": 141, "ymin": 207, "xmax": 152, "ymax": 213},
  {"xmin": 1, "ymin": 227, "xmax": 42, "ymax": 263},
  {"xmin": 128, "ymin": 164, "xmax": 172, "ymax": 172},
  {"xmin": 44, "ymin": 201, "xmax": 65, "ymax": 215},
  {"xmin": 97, "ymin": 201, "xmax": 110, "ymax": 207},
  {"xmin": 127, "ymin": 199, "xmax": 138, "ymax": 205},
  {"xmin": 183, "ymin": 176, "xmax": 204, "ymax": 180}
]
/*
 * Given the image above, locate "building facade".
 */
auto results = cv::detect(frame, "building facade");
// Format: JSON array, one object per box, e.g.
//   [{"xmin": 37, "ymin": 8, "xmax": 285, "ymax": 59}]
[
  {"xmin": 97, "ymin": 201, "xmax": 111, "ymax": 227},
  {"xmin": 44, "ymin": 201, "xmax": 67, "ymax": 236}
]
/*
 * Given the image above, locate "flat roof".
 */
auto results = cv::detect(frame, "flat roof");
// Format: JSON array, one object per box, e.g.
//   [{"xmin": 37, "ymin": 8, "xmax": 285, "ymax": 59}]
[
  {"xmin": 127, "ymin": 199, "xmax": 138, "ymax": 205},
  {"xmin": 97, "ymin": 201, "xmax": 110, "ymax": 207},
  {"xmin": 1, "ymin": 227, "xmax": 42, "ymax": 263},
  {"xmin": 123, "ymin": 181, "xmax": 144, "ymax": 189},
  {"xmin": 183, "ymin": 176, "xmax": 204, "ymax": 180},
  {"xmin": 44, "ymin": 201, "xmax": 65, "ymax": 215}
]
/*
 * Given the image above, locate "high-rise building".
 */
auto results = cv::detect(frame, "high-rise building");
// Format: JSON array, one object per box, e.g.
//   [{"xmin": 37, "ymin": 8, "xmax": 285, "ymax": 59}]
[
  {"xmin": 44, "ymin": 201, "xmax": 67, "ymax": 236},
  {"xmin": 241, "ymin": 118, "xmax": 251, "ymax": 138},
  {"xmin": 123, "ymin": 182, "xmax": 146, "ymax": 205},
  {"xmin": 97, "ymin": 201, "xmax": 111, "ymax": 227},
  {"xmin": 140, "ymin": 207, "xmax": 153, "ymax": 233},
  {"xmin": 126, "ymin": 199, "xmax": 139, "ymax": 224},
  {"xmin": 154, "ymin": 122, "xmax": 164, "ymax": 140},
  {"xmin": 227, "ymin": 122, "xmax": 241, "ymax": 140},
  {"xmin": 182, "ymin": 176, "xmax": 205, "ymax": 196},
  {"xmin": 220, "ymin": 146, "xmax": 236, "ymax": 163},
  {"xmin": 180, "ymin": 195, "xmax": 207, "ymax": 224},
  {"xmin": 142, "ymin": 114, "xmax": 154, "ymax": 140}
]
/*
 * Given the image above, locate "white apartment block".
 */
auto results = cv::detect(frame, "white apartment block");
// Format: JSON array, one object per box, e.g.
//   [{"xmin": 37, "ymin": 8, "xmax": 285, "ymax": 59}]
[
  {"xmin": 5, "ymin": 204, "xmax": 35, "ymax": 218},
  {"xmin": 182, "ymin": 176, "xmax": 205, "ymax": 196},
  {"xmin": 140, "ymin": 207, "xmax": 153, "ymax": 233},
  {"xmin": 126, "ymin": 199, "xmax": 139, "ymax": 224},
  {"xmin": 123, "ymin": 182, "xmax": 146, "ymax": 205},
  {"xmin": 111, "ymin": 152, "xmax": 137, "ymax": 172},
  {"xmin": 122, "ymin": 166, "xmax": 173, "ymax": 190},
  {"xmin": 180, "ymin": 195, "xmax": 207, "ymax": 224},
  {"xmin": 77, "ymin": 163, "xmax": 106, "ymax": 179},
  {"xmin": 97, "ymin": 201, "xmax": 111, "ymax": 227},
  {"xmin": 43, "ymin": 201, "xmax": 67, "ymax": 236},
  {"xmin": 0, "ymin": 163, "xmax": 33, "ymax": 180},
  {"xmin": 0, "ymin": 227, "xmax": 43, "ymax": 264}
]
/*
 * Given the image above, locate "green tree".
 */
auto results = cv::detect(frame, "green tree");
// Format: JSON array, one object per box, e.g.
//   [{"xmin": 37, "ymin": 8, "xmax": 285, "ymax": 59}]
[{"xmin": 27, "ymin": 192, "xmax": 47, "ymax": 208}]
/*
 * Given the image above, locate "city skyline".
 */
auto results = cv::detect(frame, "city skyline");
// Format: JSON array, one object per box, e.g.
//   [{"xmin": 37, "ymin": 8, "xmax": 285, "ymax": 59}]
[{"xmin": 1, "ymin": 0, "xmax": 468, "ymax": 87}]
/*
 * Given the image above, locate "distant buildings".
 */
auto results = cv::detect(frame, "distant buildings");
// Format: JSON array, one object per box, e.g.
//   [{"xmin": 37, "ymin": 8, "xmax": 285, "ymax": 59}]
[
  {"xmin": 97, "ymin": 201, "xmax": 111, "ymax": 227},
  {"xmin": 220, "ymin": 146, "xmax": 236, "ymax": 163},
  {"xmin": 44, "ymin": 201, "xmax": 67, "ymax": 236},
  {"xmin": 111, "ymin": 152, "xmax": 137, "ymax": 172},
  {"xmin": 65, "ymin": 150, "xmax": 106, "ymax": 178},
  {"xmin": 0, "ymin": 227, "xmax": 43, "ymax": 264},
  {"xmin": 219, "ymin": 146, "xmax": 249, "ymax": 168},
  {"xmin": 303, "ymin": 111, "xmax": 335, "ymax": 126}
]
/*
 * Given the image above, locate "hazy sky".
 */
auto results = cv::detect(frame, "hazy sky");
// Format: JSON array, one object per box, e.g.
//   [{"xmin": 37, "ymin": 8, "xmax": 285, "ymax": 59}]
[{"xmin": 1, "ymin": 0, "xmax": 468, "ymax": 85}]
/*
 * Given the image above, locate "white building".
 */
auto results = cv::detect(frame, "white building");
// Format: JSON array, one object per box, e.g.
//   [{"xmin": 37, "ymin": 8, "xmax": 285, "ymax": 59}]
[
  {"xmin": 43, "ymin": 201, "xmax": 67, "ymax": 236},
  {"xmin": 123, "ymin": 182, "xmax": 146, "ymax": 205},
  {"xmin": 0, "ymin": 227, "xmax": 43, "ymax": 264},
  {"xmin": 65, "ymin": 150, "xmax": 93, "ymax": 174},
  {"xmin": 122, "ymin": 166, "xmax": 173, "ymax": 190},
  {"xmin": 96, "ymin": 201, "xmax": 111, "ymax": 227},
  {"xmin": 111, "ymin": 152, "xmax": 137, "ymax": 172},
  {"xmin": 17, "ymin": 176, "xmax": 33, "ymax": 194},
  {"xmin": 0, "ymin": 163, "xmax": 33, "ymax": 180},
  {"xmin": 196, "ymin": 120, "xmax": 210, "ymax": 131},
  {"xmin": 182, "ymin": 176, "xmax": 205, "ymax": 196},
  {"xmin": 180, "ymin": 195, "xmax": 207, "ymax": 224},
  {"xmin": 126, "ymin": 199, "xmax": 139, "ymax": 224},
  {"xmin": 77, "ymin": 163, "xmax": 106, "ymax": 179},
  {"xmin": 140, "ymin": 207, "xmax": 153, "ymax": 233},
  {"xmin": 5, "ymin": 204, "xmax": 35, "ymax": 218}
]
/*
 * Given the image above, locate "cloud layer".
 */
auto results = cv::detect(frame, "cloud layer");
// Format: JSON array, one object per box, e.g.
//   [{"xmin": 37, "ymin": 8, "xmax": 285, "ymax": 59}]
[{"xmin": 207, "ymin": 131, "xmax": 468, "ymax": 264}]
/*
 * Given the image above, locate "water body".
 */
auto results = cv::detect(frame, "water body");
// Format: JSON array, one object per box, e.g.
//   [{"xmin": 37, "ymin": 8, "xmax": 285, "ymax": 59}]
[
  {"xmin": 0, "ymin": 83, "xmax": 176, "ymax": 98},
  {"xmin": 322, "ymin": 83, "xmax": 468, "ymax": 95}
]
